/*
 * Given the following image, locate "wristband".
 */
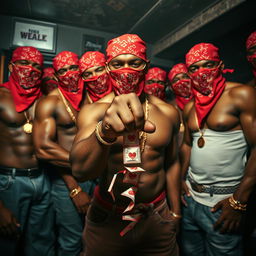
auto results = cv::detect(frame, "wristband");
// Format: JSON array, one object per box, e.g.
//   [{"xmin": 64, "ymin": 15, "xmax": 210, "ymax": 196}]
[
  {"xmin": 170, "ymin": 211, "xmax": 182, "ymax": 219},
  {"xmin": 70, "ymin": 186, "xmax": 82, "ymax": 198},
  {"xmin": 95, "ymin": 121, "xmax": 117, "ymax": 146}
]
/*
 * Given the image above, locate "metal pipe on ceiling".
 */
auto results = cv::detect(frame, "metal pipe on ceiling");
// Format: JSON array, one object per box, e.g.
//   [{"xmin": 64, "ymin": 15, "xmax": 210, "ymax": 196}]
[{"xmin": 127, "ymin": 0, "xmax": 164, "ymax": 33}]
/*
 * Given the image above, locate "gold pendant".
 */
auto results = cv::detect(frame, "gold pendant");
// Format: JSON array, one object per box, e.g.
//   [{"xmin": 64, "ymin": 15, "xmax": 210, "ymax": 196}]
[
  {"xmin": 23, "ymin": 122, "xmax": 33, "ymax": 134},
  {"xmin": 197, "ymin": 136, "xmax": 205, "ymax": 148}
]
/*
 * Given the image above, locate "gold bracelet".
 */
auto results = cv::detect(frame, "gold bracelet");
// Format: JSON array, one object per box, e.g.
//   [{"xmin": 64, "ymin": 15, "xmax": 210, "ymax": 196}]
[
  {"xmin": 229, "ymin": 196, "xmax": 247, "ymax": 211},
  {"xmin": 170, "ymin": 211, "xmax": 182, "ymax": 219},
  {"xmin": 70, "ymin": 186, "xmax": 82, "ymax": 198},
  {"xmin": 95, "ymin": 121, "xmax": 116, "ymax": 146}
]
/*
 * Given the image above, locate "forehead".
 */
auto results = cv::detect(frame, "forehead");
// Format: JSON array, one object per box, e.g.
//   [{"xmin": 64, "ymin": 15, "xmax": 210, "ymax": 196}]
[
  {"xmin": 189, "ymin": 59, "xmax": 214, "ymax": 67},
  {"xmin": 110, "ymin": 54, "xmax": 143, "ymax": 62},
  {"xmin": 84, "ymin": 65, "xmax": 105, "ymax": 73}
]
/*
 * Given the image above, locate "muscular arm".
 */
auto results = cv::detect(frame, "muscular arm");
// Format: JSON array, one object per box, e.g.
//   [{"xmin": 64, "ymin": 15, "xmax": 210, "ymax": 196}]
[
  {"xmin": 165, "ymin": 107, "xmax": 181, "ymax": 215},
  {"xmin": 233, "ymin": 86, "xmax": 256, "ymax": 203},
  {"xmin": 33, "ymin": 96, "xmax": 70, "ymax": 167},
  {"xmin": 70, "ymin": 103, "xmax": 111, "ymax": 181}
]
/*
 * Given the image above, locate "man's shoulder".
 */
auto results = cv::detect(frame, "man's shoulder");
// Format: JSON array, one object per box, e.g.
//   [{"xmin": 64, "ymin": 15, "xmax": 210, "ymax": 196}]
[
  {"xmin": 226, "ymin": 81, "xmax": 256, "ymax": 98},
  {"xmin": 149, "ymin": 95, "xmax": 179, "ymax": 119}
]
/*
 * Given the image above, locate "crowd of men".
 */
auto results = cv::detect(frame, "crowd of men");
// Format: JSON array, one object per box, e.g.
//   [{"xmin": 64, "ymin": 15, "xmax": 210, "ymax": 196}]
[{"xmin": 0, "ymin": 31, "xmax": 255, "ymax": 256}]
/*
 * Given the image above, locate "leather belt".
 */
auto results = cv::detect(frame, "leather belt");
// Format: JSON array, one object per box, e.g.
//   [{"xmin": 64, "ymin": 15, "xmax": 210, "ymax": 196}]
[
  {"xmin": 188, "ymin": 176, "xmax": 239, "ymax": 196},
  {"xmin": 0, "ymin": 166, "xmax": 42, "ymax": 178}
]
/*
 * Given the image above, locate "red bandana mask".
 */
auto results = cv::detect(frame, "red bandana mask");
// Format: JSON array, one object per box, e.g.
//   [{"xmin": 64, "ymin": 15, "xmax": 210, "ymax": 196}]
[
  {"xmin": 186, "ymin": 43, "xmax": 233, "ymax": 127},
  {"xmin": 109, "ymin": 68, "xmax": 145, "ymax": 96},
  {"xmin": 168, "ymin": 63, "xmax": 193, "ymax": 110},
  {"xmin": 144, "ymin": 67, "xmax": 166, "ymax": 100},
  {"xmin": 53, "ymin": 51, "xmax": 83, "ymax": 111},
  {"xmin": 83, "ymin": 73, "xmax": 112, "ymax": 102},
  {"xmin": 2, "ymin": 46, "xmax": 43, "ymax": 112},
  {"xmin": 144, "ymin": 83, "xmax": 165, "ymax": 100},
  {"xmin": 79, "ymin": 51, "xmax": 112, "ymax": 102},
  {"xmin": 246, "ymin": 31, "xmax": 256, "ymax": 78},
  {"xmin": 106, "ymin": 34, "xmax": 147, "ymax": 96}
]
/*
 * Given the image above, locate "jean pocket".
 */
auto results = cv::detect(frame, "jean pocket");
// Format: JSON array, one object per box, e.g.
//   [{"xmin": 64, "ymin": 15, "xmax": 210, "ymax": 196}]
[
  {"xmin": 0, "ymin": 174, "xmax": 14, "ymax": 191},
  {"xmin": 86, "ymin": 203, "xmax": 111, "ymax": 226}
]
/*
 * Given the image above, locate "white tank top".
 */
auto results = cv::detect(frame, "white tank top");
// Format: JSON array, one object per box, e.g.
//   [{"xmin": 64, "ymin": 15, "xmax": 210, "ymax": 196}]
[{"xmin": 186, "ymin": 129, "xmax": 248, "ymax": 207}]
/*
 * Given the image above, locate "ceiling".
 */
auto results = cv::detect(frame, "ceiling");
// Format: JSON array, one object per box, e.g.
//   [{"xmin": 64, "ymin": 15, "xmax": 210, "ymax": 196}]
[{"xmin": 1, "ymin": 0, "xmax": 256, "ymax": 66}]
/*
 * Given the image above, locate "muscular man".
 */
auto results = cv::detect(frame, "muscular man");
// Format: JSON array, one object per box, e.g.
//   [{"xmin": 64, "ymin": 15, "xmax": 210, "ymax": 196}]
[
  {"xmin": 41, "ymin": 67, "xmax": 58, "ymax": 95},
  {"xmin": 0, "ymin": 46, "xmax": 54, "ymax": 256},
  {"xmin": 70, "ymin": 34, "xmax": 180, "ymax": 256},
  {"xmin": 33, "ymin": 51, "xmax": 95, "ymax": 256},
  {"xmin": 246, "ymin": 31, "xmax": 256, "ymax": 87},
  {"xmin": 144, "ymin": 67, "xmax": 167, "ymax": 100},
  {"xmin": 180, "ymin": 43, "xmax": 256, "ymax": 256},
  {"xmin": 168, "ymin": 63, "xmax": 193, "ymax": 146},
  {"xmin": 79, "ymin": 51, "xmax": 112, "ymax": 103}
]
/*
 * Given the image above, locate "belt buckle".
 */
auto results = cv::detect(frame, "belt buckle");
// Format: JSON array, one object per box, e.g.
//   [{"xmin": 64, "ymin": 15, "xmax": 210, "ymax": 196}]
[
  {"xmin": 27, "ymin": 169, "xmax": 32, "ymax": 178},
  {"xmin": 196, "ymin": 184, "xmax": 204, "ymax": 193}
]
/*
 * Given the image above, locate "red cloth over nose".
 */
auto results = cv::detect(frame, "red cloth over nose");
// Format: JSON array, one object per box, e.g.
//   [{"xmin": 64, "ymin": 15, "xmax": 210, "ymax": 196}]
[
  {"xmin": 185, "ymin": 43, "xmax": 234, "ymax": 127},
  {"xmin": 53, "ymin": 51, "xmax": 83, "ymax": 111},
  {"xmin": 79, "ymin": 51, "xmax": 106, "ymax": 73},
  {"xmin": 1, "ymin": 46, "xmax": 43, "ymax": 112},
  {"xmin": 106, "ymin": 34, "xmax": 148, "ymax": 62}
]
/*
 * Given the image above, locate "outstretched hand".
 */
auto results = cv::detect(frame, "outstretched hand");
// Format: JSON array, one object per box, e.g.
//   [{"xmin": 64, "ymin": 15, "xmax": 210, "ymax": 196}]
[{"xmin": 101, "ymin": 93, "xmax": 156, "ymax": 140}]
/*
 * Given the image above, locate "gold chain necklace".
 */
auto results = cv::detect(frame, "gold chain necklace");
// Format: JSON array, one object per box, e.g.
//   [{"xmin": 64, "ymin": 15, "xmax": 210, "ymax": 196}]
[
  {"xmin": 23, "ymin": 102, "xmax": 36, "ymax": 134},
  {"xmin": 139, "ymin": 97, "xmax": 149, "ymax": 153},
  {"xmin": 195, "ymin": 112, "xmax": 205, "ymax": 148},
  {"xmin": 58, "ymin": 88, "xmax": 76, "ymax": 123}
]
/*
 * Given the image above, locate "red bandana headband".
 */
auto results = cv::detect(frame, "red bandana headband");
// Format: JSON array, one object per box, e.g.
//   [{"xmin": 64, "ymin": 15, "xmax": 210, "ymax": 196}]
[
  {"xmin": 186, "ymin": 43, "xmax": 220, "ymax": 67},
  {"xmin": 145, "ymin": 67, "xmax": 166, "ymax": 81},
  {"xmin": 106, "ymin": 34, "xmax": 148, "ymax": 62},
  {"xmin": 11, "ymin": 46, "xmax": 43, "ymax": 66},
  {"xmin": 246, "ymin": 31, "xmax": 256, "ymax": 50},
  {"xmin": 53, "ymin": 51, "xmax": 79, "ymax": 71},
  {"xmin": 79, "ymin": 51, "xmax": 106, "ymax": 73},
  {"xmin": 168, "ymin": 63, "xmax": 188, "ymax": 82}
]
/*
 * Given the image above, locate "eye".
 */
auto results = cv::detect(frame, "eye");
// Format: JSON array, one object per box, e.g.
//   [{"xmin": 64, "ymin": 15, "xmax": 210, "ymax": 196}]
[
  {"xmin": 189, "ymin": 66, "xmax": 197, "ymax": 73},
  {"xmin": 83, "ymin": 72, "xmax": 91, "ymax": 78},
  {"xmin": 96, "ymin": 67, "xmax": 105, "ymax": 72},
  {"xmin": 58, "ymin": 69, "xmax": 66, "ymax": 75}
]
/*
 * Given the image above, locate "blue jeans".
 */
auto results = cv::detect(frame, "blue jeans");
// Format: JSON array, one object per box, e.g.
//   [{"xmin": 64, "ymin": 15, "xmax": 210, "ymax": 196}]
[
  {"xmin": 51, "ymin": 177, "xmax": 97, "ymax": 256},
  {"xmin": 0, "ymin": 170, "xmax": 55, "ymax": 256},
  {"xmin": 181, "ymin": 195, "xmax": 242, "ymax": 256}
]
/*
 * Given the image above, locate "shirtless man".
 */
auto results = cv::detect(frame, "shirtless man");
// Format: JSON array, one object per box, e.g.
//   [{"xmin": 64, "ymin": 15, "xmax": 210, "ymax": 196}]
[
  {"xmin": 79, "ymin": 51, "xmax": 112, "ymax": 103},
  {"xmin": 0, "ymin": 46, "xmax": 54, "ymax": 256},
  {"xmin": 70, "ymin": 34, "xmax": 180, "ymax": 256},
  {"xmin": 180, "ymin": 43, "xmax": 256, "ymax": 256},
  {"xmin": 168, "ymin": 63, "xmax": 193, "ymax": 146},
  {"xmin": 144, "ymin": 67, "xmax": 167, "ymax": 100},
  {"xmin": 246, "ymin": 31, "xmax": 256, "ymax": 88},
  {"xmin": 33, "ymin": 51, "xmax": 95, "ymax": 256},
  {"xmin": 41, "ymin": 67, "xmax": 58, "ymax": 95}
]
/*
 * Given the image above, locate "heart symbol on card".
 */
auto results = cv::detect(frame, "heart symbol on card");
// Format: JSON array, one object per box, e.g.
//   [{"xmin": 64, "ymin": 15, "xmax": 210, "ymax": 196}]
[
  {"xmin": 128, "ymin": 152, "xmax": 136, "ymax": 159},
  {"xmin": 128, "ymin": 134, "xmax": 136, "ymax": 141},
  {"xmin": 128, "ymin": 190, "xmax": 136, "ymax": 195}
]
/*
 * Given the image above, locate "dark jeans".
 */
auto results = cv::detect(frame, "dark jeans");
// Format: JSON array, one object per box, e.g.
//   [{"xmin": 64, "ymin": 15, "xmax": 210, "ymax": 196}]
[{"xmin": 83, "ymin": 198, "xmax": 179, "ymax": 256}]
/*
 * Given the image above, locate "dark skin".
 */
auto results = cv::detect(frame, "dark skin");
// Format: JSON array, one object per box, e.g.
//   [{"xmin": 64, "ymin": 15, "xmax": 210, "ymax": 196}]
[
  {"xmin": 71, "ymin": 54, "xmax": 181, "ymax": 228},
  {"xmin": 180, "ymin": 59, "xmax": 256, "ymax": 233},
  {"xmin": 0, "ymin": 60, "xmax": 42, "ymax": 237},
  {"xmin": 33, "ymin": 65, "xmax": 90, "ymax": 214}
]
